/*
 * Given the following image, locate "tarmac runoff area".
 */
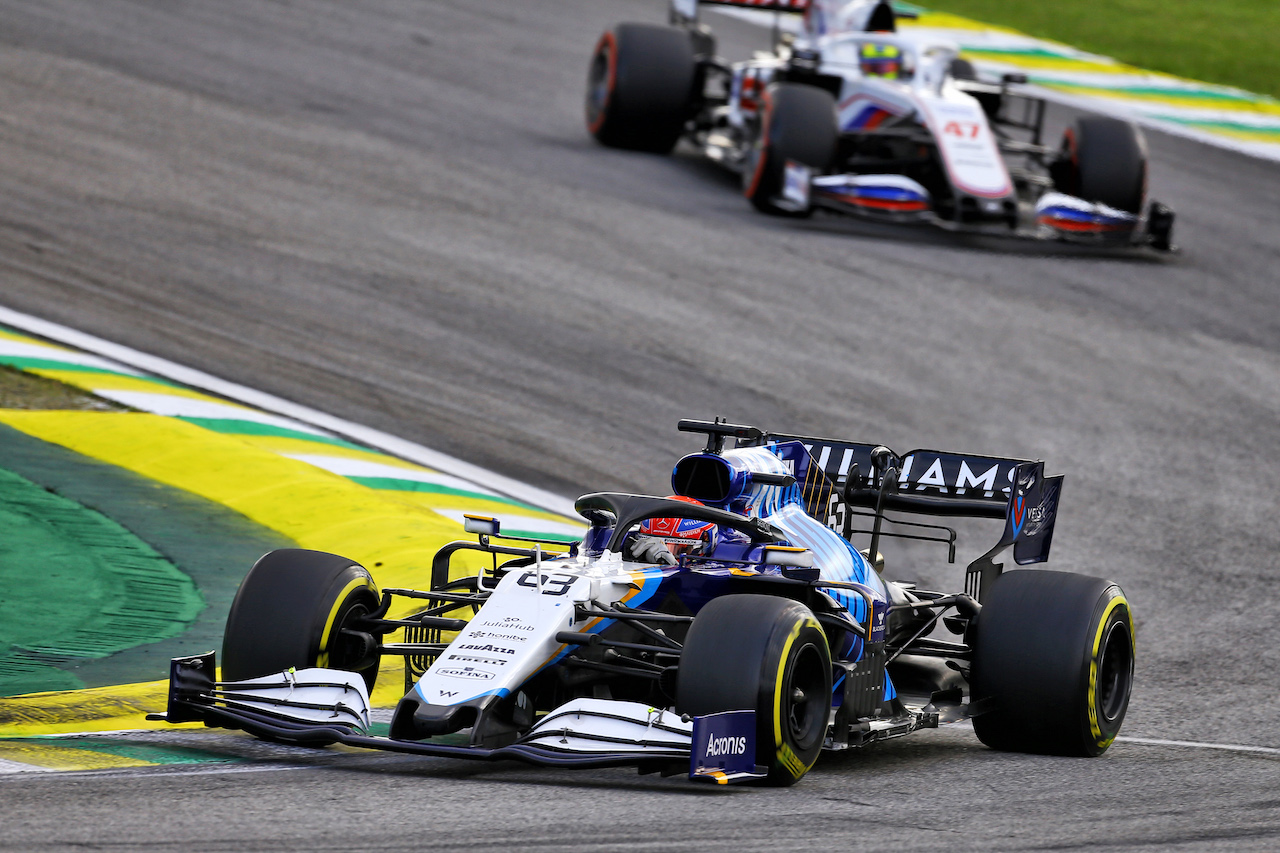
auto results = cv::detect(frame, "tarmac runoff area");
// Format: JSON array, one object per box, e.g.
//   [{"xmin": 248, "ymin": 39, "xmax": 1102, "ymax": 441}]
[
  {"xmin": 715, "ymin": 5, "xmax": 1280, "ymax": 162},
  {"xmin": 0, "ymin": 315, "xmax": 582, "ymax": 771}
]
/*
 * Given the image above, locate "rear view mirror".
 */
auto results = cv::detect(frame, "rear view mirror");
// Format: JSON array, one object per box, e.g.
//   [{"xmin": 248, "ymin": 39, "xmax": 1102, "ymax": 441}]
[
  {"xmin": 763, "ymin": 545, "xmax": 814, "ymax": 568},
  {"xmin": 764, "ymin": 546, "xmax": 819, "ymax": 581},
  {"xmin": 463, "ymin": 515, "xmax": 500, "ymax": 538}
]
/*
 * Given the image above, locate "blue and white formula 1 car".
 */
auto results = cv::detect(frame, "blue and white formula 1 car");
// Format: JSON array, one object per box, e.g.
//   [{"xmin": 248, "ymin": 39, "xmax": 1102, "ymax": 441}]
[
  {"xmin": 586, "ymin": 0, "xmax": 1175, "ymax": 251},
  {"xmin": 151, "ymin": 419, "xmax": 1135, "ymax": 785}
]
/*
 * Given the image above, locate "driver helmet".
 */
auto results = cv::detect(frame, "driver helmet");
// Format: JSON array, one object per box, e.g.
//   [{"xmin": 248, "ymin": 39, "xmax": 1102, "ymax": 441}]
[
  {"xmin": 640, "ymin": 496, "xmax": 718, "ymax": 558},
  {"xmin": 859, "ymin": 41, "xmax": 902, "ymax": 78}
]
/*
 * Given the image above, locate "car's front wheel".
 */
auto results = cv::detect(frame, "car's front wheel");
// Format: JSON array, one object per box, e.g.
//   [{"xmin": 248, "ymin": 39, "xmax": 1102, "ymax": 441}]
[
  {"xmin": 676, "ymin": 594, "xmax": 833, "ymax": 785},
  {"xmin": 222, "ymin": 549, "xmax": 382, "ymax": 692},
  {"xmin": 1050, "ymin": 116, "xmax": 1147, "ymax": 214},
  {"xmin": 969, "ymin": 569, "xmax": 1135, "ymax": 756},
  {"xmin": 743, "ymin": 82, "xmax": 837, "ymax": 216}
]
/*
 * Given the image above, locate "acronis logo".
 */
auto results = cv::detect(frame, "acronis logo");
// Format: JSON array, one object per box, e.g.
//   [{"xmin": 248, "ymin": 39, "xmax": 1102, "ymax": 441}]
[{"xmin": 704, "ymin": 735, "xmax": 747, "ymax": 757}]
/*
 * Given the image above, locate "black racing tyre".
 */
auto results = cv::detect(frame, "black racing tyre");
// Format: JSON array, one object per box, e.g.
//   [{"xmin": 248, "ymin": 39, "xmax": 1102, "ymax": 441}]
[
  {"xmin": 222, "ymin": 549, "xmax": 381, "ymax": 692},
  {"xmin": 1051, "ymin": 116, "xmax": 1147, "ymax": 213},
  {"xmin": 676, "ymin": 594, "xmax": 832, "ymax": 786},
  {"xmin": 743, "ymin": 83, "xmax": 837, "ymax": 216},
  {"xmin": 586, "ymin": 23, "xmax": 697, "ymax": 154},
  {"xmin": 969, "ymin": 570, "xmax": 1135, "ymax": 757}
]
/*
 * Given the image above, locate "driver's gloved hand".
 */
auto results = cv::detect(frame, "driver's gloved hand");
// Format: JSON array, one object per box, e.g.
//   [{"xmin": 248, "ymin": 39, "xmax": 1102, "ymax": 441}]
[{"xmin": 627, "ymin": 535, "xmax": 678, "ymax": 566}]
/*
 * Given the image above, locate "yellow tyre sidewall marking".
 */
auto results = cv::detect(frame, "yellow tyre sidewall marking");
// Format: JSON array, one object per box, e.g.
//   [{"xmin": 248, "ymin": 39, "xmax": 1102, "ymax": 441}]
[
  {"xmin": 1087, "ymin": 594, "xmax": 1133, "ymax": 745},
  {"xmin": 315, "ymin": 575, "xmax": 378, "ymax": 669},
  {"xmin": 771, "ymin": 615, "xmax": 822, "ymax": 780}
]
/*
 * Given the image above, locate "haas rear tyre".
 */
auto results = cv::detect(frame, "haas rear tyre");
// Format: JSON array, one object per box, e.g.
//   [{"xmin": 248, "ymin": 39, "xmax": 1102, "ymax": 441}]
[
  {"xmin": 970, "ymin": 570, "xmax": 1134, "ymax": 756},
  {"xmin": 586, "ymin": 23, "xmax": 696, "ymax": 154},
  {"xmin": 1051, "ymin": 116, "xmax": 1147, "ymax": 213},
  {"xmin": 222, "ymin": 549, "xmax": 381, "ymax": 692},
  {"xmin": 744, "ymin": 83, "xmax": 837, "ymax": 216},
  {"xmin": 676, "ymin": 594, "xmax": 832, "ymax": 786}
]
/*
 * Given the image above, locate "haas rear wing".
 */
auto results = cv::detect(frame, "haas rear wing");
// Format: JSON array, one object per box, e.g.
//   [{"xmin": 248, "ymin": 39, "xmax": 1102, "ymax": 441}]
[
  {"xmin": 747, "ymin": 433, "xmax": 1063, "ymax": 600},
  {"xmin": 671, "ymin": 0, "xmax": 907, "ymax": 27},
  {"xmin": 672, "ymin": 0, "xmax": 811, "ymax": 17}
]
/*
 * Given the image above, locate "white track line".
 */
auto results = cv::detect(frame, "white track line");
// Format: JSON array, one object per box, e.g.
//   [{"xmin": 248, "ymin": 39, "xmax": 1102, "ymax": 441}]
[
  {"xmin": 947, "ymin": 720, "xmax": 1278, "ymax": 756},
  {"xmin": 0, "ymin": 305, "xmax": 578, "ymax": 518},
  {"xmin": 3, "ymin": 733, "xmax": 1274, "ymax": 776},
  {"xmin": 0, "ymin": 758, "xmax": 56, "ymax": 774},
  {"xmin": 1117, "ymin": 736, "xmax": 1280, "ymax": 756}
]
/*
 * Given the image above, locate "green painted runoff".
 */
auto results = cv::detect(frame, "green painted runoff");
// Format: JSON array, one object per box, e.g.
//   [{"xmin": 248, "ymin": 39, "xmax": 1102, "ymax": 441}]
[
  {"xmin": 0, "ymin": 424, "xmax": 297, "ymax": 696},
  {"xmin": 0, "ymin": 467, "xmax": 203, "ymax": 695}
]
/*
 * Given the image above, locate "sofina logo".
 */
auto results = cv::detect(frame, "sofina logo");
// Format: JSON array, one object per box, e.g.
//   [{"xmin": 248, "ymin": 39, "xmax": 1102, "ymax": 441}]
[{"xmin": 436, "ymin": 666, "xmax": 494, "ymax": 681}]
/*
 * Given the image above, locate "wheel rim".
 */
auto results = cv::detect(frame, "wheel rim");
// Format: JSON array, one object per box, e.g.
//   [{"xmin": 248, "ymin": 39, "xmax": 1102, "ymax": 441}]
[
  {"xmin": 326, "ymin": 596, "xmax": 378, "ymax": 675},
  {"xmin": 1096, "ymin": 618, "xmax": 1133, "ymax": 724},
  {"xmin": 782, "ymin": 641, "xmax": 828, "ymax": 751},
  {"xmin": 586, "ymin": 41, "xmax": 613, "ymax": 129}
]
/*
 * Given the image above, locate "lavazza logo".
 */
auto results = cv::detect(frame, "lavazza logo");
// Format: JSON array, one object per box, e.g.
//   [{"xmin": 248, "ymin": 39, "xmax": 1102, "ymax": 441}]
[
  {"xmin": 704, "ymin": 735, "xmax": 747, "ymax": 757},
  {"xmin": 459, "ymin": 643, "xmax": 515, "ymax": 655}
]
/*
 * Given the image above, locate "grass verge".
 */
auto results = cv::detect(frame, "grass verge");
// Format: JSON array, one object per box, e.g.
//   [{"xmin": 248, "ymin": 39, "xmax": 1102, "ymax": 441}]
[
  {"xmin": 917, "ymin": 0, "xmax": 1280, "ymax": 100},
  {"xmin": 0, "ymin": 365, "xmax": 128, "ymax": 411}
]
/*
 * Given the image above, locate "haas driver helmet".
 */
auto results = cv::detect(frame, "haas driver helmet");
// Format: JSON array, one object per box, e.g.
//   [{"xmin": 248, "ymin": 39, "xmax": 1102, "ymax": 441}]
[
  {"xmin": 640, "ymin": 496, "xmax": 718, "ymax": 558},
  {"xmin": 859, "ymin": 41, "xmax": 903, "ymax": 79}
]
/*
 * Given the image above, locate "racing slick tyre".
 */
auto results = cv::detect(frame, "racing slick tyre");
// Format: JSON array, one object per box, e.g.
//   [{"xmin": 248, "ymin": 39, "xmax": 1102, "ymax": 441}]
[
  {"xmin": 222, "ymin": 549, "xmax": 381, "ymax": 692},
  {"xmin": 586, "ymin": 23, "xmax": 697, "ymax": 154},
  {"xmin": 1051, "ymin": 116, "xmax": 1147, "ymax": 213},
  {"xmin": 676, "ymin": 594, "xmax": 833, "ymax": 786},
  {"xmin": 744, "ymin": 83, "xmax": 837, "ymax": 216},
  {"xmin": 969, "ymin": 570, "xmax": 1135, "ymax": 757}
]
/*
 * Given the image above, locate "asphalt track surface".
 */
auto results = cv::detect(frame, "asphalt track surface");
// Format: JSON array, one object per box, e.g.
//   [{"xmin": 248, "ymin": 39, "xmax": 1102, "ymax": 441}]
[{"xmin": 1, "ymin": 1, "xmax": 1278, "ymax": 849}]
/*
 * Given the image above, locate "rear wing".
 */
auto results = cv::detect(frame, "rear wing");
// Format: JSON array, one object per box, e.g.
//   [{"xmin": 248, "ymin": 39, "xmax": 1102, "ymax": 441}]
[
  {"xmin": 670, "ymin": 0, "xmax": 909, "ymax": 28},
  {"xmin": 745, "ymin": 432, "xmax": 1064, "ymax": 600},
  {"xmin": 672, "ymin": 0, "xmax": 811, "ymax": 18}
]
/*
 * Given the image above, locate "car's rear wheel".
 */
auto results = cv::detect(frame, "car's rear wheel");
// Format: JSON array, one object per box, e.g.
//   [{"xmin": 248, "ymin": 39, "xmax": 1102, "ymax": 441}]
[
  {"xmin": 222, "ymin": 549, "xmax": 381, "ymax": 692},
  {"xmin": 676, "ymin": 594, "xmax": 832, "ymax": 786},
  {"xmin": 969, "ymin": 569, "xmax": 1134, "ymax": 756},
  {"xmin": 744, "ymin": 83, "xmax": 837, "ymax": 216},
  {"xmin": 586, "ymin": 23, "xmax": 697, "ymax": 154},
  {"xmin": 1051, "ymin": 116, "xmax": 1147, "ymax": 213}
]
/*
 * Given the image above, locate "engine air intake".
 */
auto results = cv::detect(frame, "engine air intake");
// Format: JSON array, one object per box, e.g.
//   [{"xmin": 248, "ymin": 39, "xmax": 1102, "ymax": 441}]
[{"xmin": 672, "ymin": 454, "xmax": 733, "ymax": 503}]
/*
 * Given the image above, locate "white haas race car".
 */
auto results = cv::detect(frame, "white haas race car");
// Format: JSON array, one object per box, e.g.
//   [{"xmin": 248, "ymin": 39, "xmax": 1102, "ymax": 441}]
[
  {"xmin": 586, "ymin": 0, "xmax": 1175, "ymax": 250},
  {"xmin": 151, "ymin": 419, "xmax": 1135, "ymax": 786}
]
